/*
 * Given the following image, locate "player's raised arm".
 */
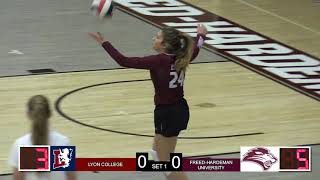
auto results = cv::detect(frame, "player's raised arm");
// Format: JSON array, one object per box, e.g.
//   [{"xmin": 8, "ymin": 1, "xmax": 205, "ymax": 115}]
[
  {"xmin": 191, "ymin": 24, "xmax": 208, "ymax": 62},
  {"xmin": 101, "ymin": 41, "xmax": 162, "ymax": 69},
  {"xmin": 89, "ymin": 32, "xmax": 162, "ymax": 69}
]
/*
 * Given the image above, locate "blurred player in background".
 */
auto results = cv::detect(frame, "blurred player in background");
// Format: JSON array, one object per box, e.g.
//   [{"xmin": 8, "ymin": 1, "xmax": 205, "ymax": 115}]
[
  {"xmin": 8, "ymin": 95, "xmax": 76, "ymax": 180},
  {"xmin": 89, "ymin": 24, "xmax": 207, "ymax": 180}
]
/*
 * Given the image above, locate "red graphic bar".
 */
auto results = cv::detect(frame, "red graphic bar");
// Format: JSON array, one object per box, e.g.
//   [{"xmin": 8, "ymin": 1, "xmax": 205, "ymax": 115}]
[{"xmin": 76, "ymin": 158, "xmax": 136, "ymax": 171}]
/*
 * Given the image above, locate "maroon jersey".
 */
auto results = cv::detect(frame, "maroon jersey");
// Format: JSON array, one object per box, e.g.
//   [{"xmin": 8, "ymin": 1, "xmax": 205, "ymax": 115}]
[{"xmin": 101, "ymin": 34, "xmax": 205, "ymax": 105}]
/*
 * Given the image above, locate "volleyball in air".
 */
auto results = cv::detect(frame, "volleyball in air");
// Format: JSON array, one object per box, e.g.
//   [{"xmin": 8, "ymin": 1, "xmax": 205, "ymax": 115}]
[{"xmin": 91, "ymin": 0, "xmax": 114, "ymax": 19}]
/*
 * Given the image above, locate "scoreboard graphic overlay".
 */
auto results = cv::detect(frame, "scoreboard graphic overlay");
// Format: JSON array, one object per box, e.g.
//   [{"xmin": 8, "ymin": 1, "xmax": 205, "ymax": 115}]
[
  {"xmin": 19, "ymin": 146, "xmax": 311, "ymax": 172},
  {"xmin": 241, "ymin": 146, "xmax": 311, "ymax": 172},
  {"xmin": 19, "ymin": 146, "xmax": 50, "ymax": 172}
]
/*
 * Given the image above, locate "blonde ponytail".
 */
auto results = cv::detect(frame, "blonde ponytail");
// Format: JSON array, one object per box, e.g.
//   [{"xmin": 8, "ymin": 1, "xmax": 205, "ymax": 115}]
[
  {"xmin": 28, "ymin": 95, "xmax": 51, "ymax": 145},
  {"xmin": 175, "ymin": 34, "xmax": 193, "ymax": 72},
  {"xmin": 161, "ymin": 27, "xmax": 194, "ymax": 72}
]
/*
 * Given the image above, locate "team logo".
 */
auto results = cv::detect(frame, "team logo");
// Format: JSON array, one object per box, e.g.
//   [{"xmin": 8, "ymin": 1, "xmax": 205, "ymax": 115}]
[
  {"xmin": 241, "ymin": 147, "xmax": 279, "ymax": 172},
  {"xmin": 50, "ymin": 146, "xmax": 76, "ymax": 171},
  {"xmin": 242, "ymin": 147, "xmax": 277, "ymax": 170}
]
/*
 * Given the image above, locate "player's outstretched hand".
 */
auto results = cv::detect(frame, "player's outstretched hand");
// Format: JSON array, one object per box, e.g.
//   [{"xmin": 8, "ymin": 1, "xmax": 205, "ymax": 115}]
[
  {"xmin": 197, "ymin": 24, "xmax": 208, "ymax": 36},
  {"xmin": 88, "ymin": 32, "xmax": 105, "ymax": 45}
]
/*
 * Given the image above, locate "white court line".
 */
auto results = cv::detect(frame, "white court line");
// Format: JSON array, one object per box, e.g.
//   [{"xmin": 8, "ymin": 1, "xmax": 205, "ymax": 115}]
[
  {"xmin": 237, "ymin": 0, "xmax": 320, "ymax": 35},
  {"xmin": 8, "ymin": 50, "xmax": 24, "ymax": 55}
]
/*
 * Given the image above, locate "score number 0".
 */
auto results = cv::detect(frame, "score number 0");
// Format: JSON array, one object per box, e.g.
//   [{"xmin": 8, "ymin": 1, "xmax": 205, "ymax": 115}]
[{"xmin": 137, "ymin": 153, "xmax": 182, "ymax": 171}]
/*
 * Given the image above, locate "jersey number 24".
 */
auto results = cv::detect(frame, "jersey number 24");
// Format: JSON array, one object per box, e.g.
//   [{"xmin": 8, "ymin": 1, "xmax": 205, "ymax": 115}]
[{"xmin": 169, "ymin": 71, "xmax": 185, "ymax": 88}]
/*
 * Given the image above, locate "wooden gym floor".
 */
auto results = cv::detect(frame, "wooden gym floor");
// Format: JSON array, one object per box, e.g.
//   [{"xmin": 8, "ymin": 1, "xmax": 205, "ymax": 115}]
[{"xmin": 0, "ymin": 0, "xmax": 319, "ymax": 179}]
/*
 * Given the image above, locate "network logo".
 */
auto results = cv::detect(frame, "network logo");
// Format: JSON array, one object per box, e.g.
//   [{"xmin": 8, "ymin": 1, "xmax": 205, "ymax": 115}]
[{"xmin": 51, "ymin": 146, "xmax": 76, "ymax": 171}]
